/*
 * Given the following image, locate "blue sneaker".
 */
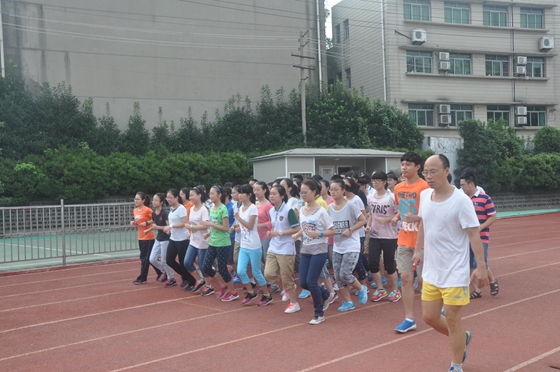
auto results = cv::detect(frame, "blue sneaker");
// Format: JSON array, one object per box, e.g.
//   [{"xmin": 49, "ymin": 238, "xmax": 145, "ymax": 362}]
[
  {"xmin": 395, "ymin": 318, "xmax": 416, "ymax": 333},
  {"xmin": 463, "ymin": 331, "xmax": 472, "ymax": 363},
  {"xmin": 441, "ymin": 307, "xmax": 445, "ymax": 316},
  {"xmin": 358, "ymin": 285, "xmax": 368, "ymax": 305},
  {"xmin": 397, "ymin": 277, "xmax": 402, "ymax": 287},
  {"xmin": 381, "ymin": 276, "xmax": 387, "ymax": 285},
  {"xmin": 370, "ymin": 281, "xmax": 377, "ymax": 288},
  {"xmin": 337, "ymin": 301, "xmax": 356, "ymax": 312},
  {"xmin": 298, "ymin": 289, "xmax": 311, "ymax": 299},
  {"xmin": 232, "ymin": 273, "xmax": 241, "ymax": 284},
  {"xmin": 448, "ymin": 366, "xmax": 463, "ymax": 372}
]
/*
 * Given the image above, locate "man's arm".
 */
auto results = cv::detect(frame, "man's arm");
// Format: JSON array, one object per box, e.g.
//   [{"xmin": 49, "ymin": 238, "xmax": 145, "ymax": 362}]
[
  {"xmin": 467, "ymin": 227, "xmax": 489, "ymax": 289},
  {"xmin": 479, "ymin": 213, "xmax": 497, "ymax": 231}
]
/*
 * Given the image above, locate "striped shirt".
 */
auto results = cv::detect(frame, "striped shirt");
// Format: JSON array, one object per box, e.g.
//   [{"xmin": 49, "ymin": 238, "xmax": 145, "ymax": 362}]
[{"xmin": 470, "ymin": 190, "xmax": 496, "ymax": 243}]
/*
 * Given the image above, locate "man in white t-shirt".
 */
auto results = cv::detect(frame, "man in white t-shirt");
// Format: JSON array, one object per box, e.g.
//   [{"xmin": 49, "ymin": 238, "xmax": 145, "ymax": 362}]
[{"xmin": 412, "ymin": 155, "xmax": 488, "ymax": 372}]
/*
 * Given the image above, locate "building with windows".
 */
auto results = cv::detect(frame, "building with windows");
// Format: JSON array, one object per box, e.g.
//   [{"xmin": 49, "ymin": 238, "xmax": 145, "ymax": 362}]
[
  {"xmin": 0, "ymin": 0, "xmax": 326, "ymax": 128},
  {"xmin": 330, "ymin": 0, "xmax": 559, "ymax": 160}
]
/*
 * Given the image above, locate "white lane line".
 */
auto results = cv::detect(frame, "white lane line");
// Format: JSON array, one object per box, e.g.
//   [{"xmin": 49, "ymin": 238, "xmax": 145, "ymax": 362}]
[
  {"xmin": 0, "ymin": 279, "xmax": 133, "ymax": 299},
  {"xmin": 0, "ymin": 268, "xmax": 137, "ymax": 288},
  {"xmin": 490, "ymin": 247, "xmax": 559, "ymax": 261},
  {"xmin": 502, "ymin": 346, "xmax": 560, "ymax": 372}
]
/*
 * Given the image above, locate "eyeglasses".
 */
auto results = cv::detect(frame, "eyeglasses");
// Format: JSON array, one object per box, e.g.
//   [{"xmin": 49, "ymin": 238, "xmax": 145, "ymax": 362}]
[
  {"xmin": 422, "ymin": 169, "xmax": 445, "ymax": 177},
  {"xmin": 300, "ymin": 191, "xmax": 310, "ymax": 196}
]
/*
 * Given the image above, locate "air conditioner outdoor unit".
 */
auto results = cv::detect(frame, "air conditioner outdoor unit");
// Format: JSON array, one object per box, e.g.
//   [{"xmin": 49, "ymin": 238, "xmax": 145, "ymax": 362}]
[
  {"xmin": 438, "ymin": 52, "xmax": 450, "ymax": 61},
  {"xmin": 411, "ymin": 29, "xmax": 427, "ymax": 45},
  {"xmin": 440, "ymin": 114, "xmax": 452, "ymax": 125},
  {"xmin": 539, "ymin": 37, "xmax": 554, "ymax": 51},
  {"xmin": 515, "ymin": 116, "xmax": 528, "ymax": 126},
  {"xmin": 515, "ymin": 106, "xmax": 527, "ymax": 116},
  {"xmin": 439, "ymin": 61, "xmax": 451, "ymax": 71},
  {"xmin": 516, "ymin": 56, "xmax": 527, "ymax": 65},
  {"xmin": 515, "ymin": 66, "xmax": 526, "ymax": 76},
  {"xmin": 439, "ymin": 104, "xmax": 451, "ymax": 114}
]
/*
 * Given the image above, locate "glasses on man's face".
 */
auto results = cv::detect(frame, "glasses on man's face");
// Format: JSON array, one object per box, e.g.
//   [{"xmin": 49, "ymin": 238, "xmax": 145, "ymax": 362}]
[{"xmin": 422, "ymin": 169, "xmax": 444, "ymax": 177}]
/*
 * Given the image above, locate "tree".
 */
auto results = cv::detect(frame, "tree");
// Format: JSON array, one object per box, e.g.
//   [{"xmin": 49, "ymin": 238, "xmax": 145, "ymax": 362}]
[
  {"xmin": 533, "ymin": 126, "xmax": 560, "ymax": 154},
  {"xmin": 121, "ymin": 102, "xmax": 150, "ymax": 156},
  {"xmin": 94, "ymin": 103, "xmax": 121, "ymax": 155}
]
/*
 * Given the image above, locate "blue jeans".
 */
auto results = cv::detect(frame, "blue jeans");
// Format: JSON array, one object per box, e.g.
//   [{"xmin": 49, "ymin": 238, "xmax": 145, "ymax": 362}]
[
  {"xmin": 237, "ymin": 247, "xmax": 267, "ymax": 286},
  {"xmin": 469, "ymin": 243, "xmax": 489, "ymax": 269},
  {"xmin": 299, "ymin": 253, "xmax": 330, "ymax": 317},
  {"xmin": 184, "ymin": 244, "xmax": 208, "ymax": 277}
]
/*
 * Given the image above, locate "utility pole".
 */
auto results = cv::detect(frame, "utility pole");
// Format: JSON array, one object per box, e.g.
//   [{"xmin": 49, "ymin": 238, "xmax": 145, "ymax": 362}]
[{"xmin": 292, "ymin": 30, "xmax": 315, "ymax": 145}]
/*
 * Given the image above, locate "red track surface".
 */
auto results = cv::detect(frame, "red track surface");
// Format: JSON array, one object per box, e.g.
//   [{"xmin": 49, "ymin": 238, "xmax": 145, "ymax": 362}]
[{"xmin": 1, "ymin": 213, "xmax": 559, "ymax": 372}]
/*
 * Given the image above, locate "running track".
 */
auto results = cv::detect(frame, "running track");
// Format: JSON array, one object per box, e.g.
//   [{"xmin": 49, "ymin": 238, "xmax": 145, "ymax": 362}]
[{"xmin": 0, "ymin": 213, "xmax": 558, "ymax": 372}]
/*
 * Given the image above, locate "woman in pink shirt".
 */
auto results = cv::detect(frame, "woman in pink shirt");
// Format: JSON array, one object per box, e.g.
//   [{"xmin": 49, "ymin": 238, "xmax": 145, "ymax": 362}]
[{"xmin": 254, "ymin": 181, "xmax": 273, "ymax": 264}]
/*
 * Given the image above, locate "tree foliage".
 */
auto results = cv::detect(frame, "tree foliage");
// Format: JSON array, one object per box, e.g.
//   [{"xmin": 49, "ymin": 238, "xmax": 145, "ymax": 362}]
[{"xmin": 533, "ymin": 126, "xmax": 560, "ymax": 154}]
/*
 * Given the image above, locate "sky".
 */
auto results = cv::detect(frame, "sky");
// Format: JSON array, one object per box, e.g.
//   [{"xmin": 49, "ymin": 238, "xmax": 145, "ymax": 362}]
[{"xmin": 325, "ymin": 0, "xmax": 342, "ymax": 39}]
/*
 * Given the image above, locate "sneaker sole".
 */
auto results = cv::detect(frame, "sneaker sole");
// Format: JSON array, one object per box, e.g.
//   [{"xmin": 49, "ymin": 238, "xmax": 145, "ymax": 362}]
[
  {"xmin": 164, "ymin": 283, "xmax": 177, "ymax": 288},
  {"xmin": 221, "ymin": 296, "xmax": 239, "ymax": 302},
  {"xmin": 310, "ymin": 318, "xmax": 325, "ymax": 325},
  {"xmin": 242, "ymin": 296, "xmax": 257, "ymax": 305},
  {"xmin": 371, "ymin": 294, "xmax": 388, "ymax": 302},
  {"xmin": 388, "ymin": 296, "xmax": 402, "ymax": 303},
  {"xmin": 284, "ymin": 308, "xmax": 300, "ymax": 314},
  {"xmin": 395, "ymin": 324, "xmax": 417, "ymax": 333},
  {"xmin": 201, "ymin": 290, "xmax": 215, "ymax": 296},
  {"xmin": 258, "ymin": 299, "xmax": 273, "ymax": 307},
  {"xmin": 338, "ymin": 306, "xmax": 356, "ymax": 312}
]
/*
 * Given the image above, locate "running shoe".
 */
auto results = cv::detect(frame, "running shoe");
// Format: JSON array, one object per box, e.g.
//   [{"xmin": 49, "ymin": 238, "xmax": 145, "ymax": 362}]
[
  {"xmin": 395, "ymin": 318, "xmax": 416, "ymax": 333},
  {"xmin": 132, "ymin": 279, "xmax": 146, "ymax": 285},
  {"xmin": 284, "ymin": 302, "xmax": 301, "ymax": 314},
  {"xmin": 164, "ymin": 279, "xmax": 177, "ymax": 287},
  {"xmin": 398, "ymin": 277, "xmax": 402, "ymax": 288},
  {"xmin": 370, "ymin": 281, "xmax": 377, "ymax": 288},
  {"xmin": 358, "ymin": 285, "xmax": 368, "ymax": 305},
  {"xmin": 180, "ymin": 280, "xmax": 189, "ymax": 288},
  {"xmin": 441, "ymin": 307, "xmax": 445, "ymax": 316},
  {"xmin": 217, "ymin": 286, "xmax": 228, "ymax": 299},
  {"xmin": 381, "ymin": 276, "xmax": 387, "ymax": 285},
  {"xmin": 388, "ymin": 289, "xmax": 402, "ymax": 303},
  {"xmin": 463, "ymin": 331, "xmax": 472, "ymax": 363},
  {"xmin": 323, "ymin": 292, "xmax": 335, "ymax": 311},
  {"xmin": 258, "ymin": 294, "xmax": 273, "ymax": 306},
  {"xmin": 242, "ymin": 292, "xmax": 258, "ymax": 305},
  {"xmin": 298, "ymin": 289, "xmax": 311, "ymax": 299},
  {"xmin": 329, "ymin": 292, "xmax": 338, "ymax": 304},
  {"xmin": 183, "ymin": 285, "xmax": 195, "ymax": 291},
  {"xmin": 201, "ymin": 285, "xmax": 215, "ymax": 296},
  {"xmin": 192, "ymin": 281, "xmax": 205, "ymax": 293},
  {"xmin": 269, "ymin": 283, "xmax": 281, "ymax": 294},
  {"xmin": 448, "ymin": 366, "xmax": 463, "ymax": 372},
  {"xmin": 232, "ymin": 273, "xmax": 241, "ymax": 284},
  {"xmin": 156, "ymin": 273, "xmax": 166, "ymax": 282},
  {"xmin": 282, "ymin": 290, "xmax": 290, "ymax": 302},
  {"xmin": 333, "ymin": 283, "xmax": 339, "ymax": 291},
  {"xmin": 309, "ymin": 316, "xmax": 325, "ymax": 325},
  {"xmin": 221, "ymin": 291, "xmax": 240, "ymax": 302},
  {"xmin": 337, "ymin": 301, "xmax": 355, "ymax": 312},
  {"xmin": 371, "ymin": 288, "xmax": 388, "ymax": 302}
]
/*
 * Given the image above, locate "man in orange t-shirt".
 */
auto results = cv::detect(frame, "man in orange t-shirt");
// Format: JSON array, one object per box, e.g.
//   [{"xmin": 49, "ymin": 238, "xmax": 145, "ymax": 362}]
[{"xmin": 391, "ymin": 152, "xmax": 429, "ymax": 333}]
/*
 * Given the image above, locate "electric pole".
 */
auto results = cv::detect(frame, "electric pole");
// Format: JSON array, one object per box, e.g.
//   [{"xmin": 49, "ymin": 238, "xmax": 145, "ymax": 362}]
[{"xmin": 292, "ymin": 30, "xmax": 315, "ymax": 145}]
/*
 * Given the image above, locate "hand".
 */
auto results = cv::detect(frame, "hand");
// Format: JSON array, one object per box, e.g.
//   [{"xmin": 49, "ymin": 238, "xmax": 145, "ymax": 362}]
[
  {"xmin": 203, "ymin": 232, "xmax": 210, "ymax": 239},
  {"xmin": 412, "ymin": 252, "xmax": 423, "ymax": 269},
  {"xmin": 292, "ymin": 233, "xmax": 299, "ymax": 242},
  {"xmin": 307, "ymin": 230, "xmax": 320, "ymax": 239},
  {"xmin": 365, "ymin": 226, "xmax": 370, "ymax": 233},
  {"xmin": 130, "ymin": 220, "xmax": 136, "ymax": 226},
  {"xmin": 470, "ymin": 267, "xmax": 489, "ymax": 289},
  {"xmin": 163, "ymin": 226, "xmax": 171, "ymax": 234},
  {"xmin": 391, "ymin": 217, "xmax": 398, "ymax": 227},
  {"xmin": 341, "ymin": 228, "xmax": 351, "ymax": 237}
]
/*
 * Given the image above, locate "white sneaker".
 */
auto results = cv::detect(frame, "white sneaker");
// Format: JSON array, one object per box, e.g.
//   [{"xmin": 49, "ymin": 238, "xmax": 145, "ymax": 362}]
[
  {"xmin": 284, "ymin": 302, "xmax": 301, "ymax": 314},
  {"xmin": 309, "ymin": 315, "xmax": 325, "ymax": 325},
  {"xmin": 282, "ymin": 290, "xmax": 290, "ymax": 302}
]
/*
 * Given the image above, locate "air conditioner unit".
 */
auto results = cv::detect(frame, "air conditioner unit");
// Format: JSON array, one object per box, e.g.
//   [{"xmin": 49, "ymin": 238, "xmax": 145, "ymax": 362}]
[
  {"xmin": 438, "ymin": 52, "xmax": 450, "ymax": 61},
  {"xmin": 515, "ymin": 66, "xmax": 526, "ymax": 76},
  {"xmin": 411, "ymin": 29, "xmax": 427, "ymax": 45},
  {"xmin": 516, "ymin": 56, "xmax": 527, "ymax": 65},
  {"xmin": 439, "ymin": 61, "xmax": 451, "ymax": 71},
  {"xmin": 439, "ymin": 104, "xmax": 451, "ymax": 114},
  {"xmin": 515, "ymin": 116, "xmax": 528, "ymax": 126},
  {"xmin": 515, "ymin": 106, "xmax": 527, "ymax": 116},
  {"xmin": 440, "ymin": 114, "xmax": 452, "ymax": 125},
  {"xmin": 539, "ymin": 37, "xmax": 554, "ymax": 51}
]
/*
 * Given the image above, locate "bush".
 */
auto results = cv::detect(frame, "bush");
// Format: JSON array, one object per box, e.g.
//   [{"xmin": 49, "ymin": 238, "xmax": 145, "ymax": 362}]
[{"xmin": 534, "ymin": 126, "xmax": 560, "ymax": 154}]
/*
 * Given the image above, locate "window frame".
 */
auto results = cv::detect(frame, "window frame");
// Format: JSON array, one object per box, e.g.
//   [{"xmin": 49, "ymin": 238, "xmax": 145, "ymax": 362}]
[
  {"xmin": 487, "ymin": 105, "xmax": 510, "ymax": 125},
  {"xmin": 404, "ymin": 0, "xmax": 430, "ymax": 21},
  {"xmin": 406, "ymin": 51, "xmax": 433, "ymax": 73},
  {"xmin": 526, "ymin": 106, "xmax": 546, "ymax": 127},
  {"xmin": 343, "ymin": 19, "xmax": 349, "ymax": 40},
  {"xmin": 485, "ymin": 55, "xmax": 509, "ymax": 77},
  {"xmin": 449, "ymin": 53, "xmax": 471, "ymax": 75},
  {"xmin": 450, "ymin": 105, "xmax": 473, "ymax": 127},
  {"xmin": 483, "ymin": 5, "xmax": 508, "ymax": 27},
  {"xmin": 335, "ymin": 24, "xmax": 341, "ymax": 44},
  {"xmin": 527, "ymin": 57, "xmax": 545, "ymax": 78},
  {"xmin": 444, "ymin": 2, "xmax": 470, "ymax": 24},
  {"xmin": 520, "ymin": 8, "xmax": 544, "ymax": 29},
  {"xmin": 408, "ymin": 104, "xmax": 435, "ymax": 127}
]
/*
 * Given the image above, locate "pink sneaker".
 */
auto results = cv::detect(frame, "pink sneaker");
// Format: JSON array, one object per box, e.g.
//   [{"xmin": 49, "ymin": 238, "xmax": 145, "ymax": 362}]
[
  {"xmin": 221, "ymin": 291, "xmax": 240, "ymax": 302},
  {"xmin": 217, "ymin": 286, "xmax": 228, "ymax": 299}
]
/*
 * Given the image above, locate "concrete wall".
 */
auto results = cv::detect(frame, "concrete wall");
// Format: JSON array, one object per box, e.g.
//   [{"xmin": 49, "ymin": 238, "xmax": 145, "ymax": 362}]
[
  {"xmin": 1, "ymin": 0, "xmax": 326, "ymax": 129},
  {"xmin": 253, "ymin": 157, "xmax": 286, "ymax": 182}
]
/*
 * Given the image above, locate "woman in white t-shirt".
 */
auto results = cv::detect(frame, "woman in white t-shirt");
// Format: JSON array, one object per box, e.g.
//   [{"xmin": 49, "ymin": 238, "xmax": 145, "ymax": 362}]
[
  {"xmin": 280, "ymin": 178, "xmax": 302, "ymax": 273},
  {"xmin": 292, "ymin": 178, "xmax": 335, "ymax": 325},
  {"xmin": 234, "ymin": 184, "xmax": 271, "ymax": 305},
  {"xmin": 329, "ymin": 179, "xmax": 368, "ymax": 312},
  {"xmin": 184, "ymin": 186, "xmax": 211, "ymax": 294}
]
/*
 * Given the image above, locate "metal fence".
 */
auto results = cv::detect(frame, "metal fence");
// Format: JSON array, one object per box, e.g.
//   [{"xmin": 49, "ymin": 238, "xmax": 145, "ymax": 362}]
[{"xmin": 0, "ymin": 200, "xmax": 137, "ymax": 266}]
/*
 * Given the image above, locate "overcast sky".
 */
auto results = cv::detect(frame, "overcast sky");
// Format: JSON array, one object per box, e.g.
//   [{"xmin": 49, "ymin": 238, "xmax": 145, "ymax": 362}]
[{"xmin": 325, "ymin": 0, "xmax": 342, "ymax": 38}]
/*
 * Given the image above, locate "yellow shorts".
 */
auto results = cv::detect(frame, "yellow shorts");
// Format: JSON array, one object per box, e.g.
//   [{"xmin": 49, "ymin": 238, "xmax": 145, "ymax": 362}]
[{"xmin": 421, "ymin": 281, "xmax": 470, "ymax": 306}]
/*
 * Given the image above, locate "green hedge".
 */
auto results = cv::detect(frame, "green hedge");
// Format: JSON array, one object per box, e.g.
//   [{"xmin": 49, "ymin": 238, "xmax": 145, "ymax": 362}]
[{"xmin": 0, "ymin": 147, "xmax": 252, "ymax": 205}]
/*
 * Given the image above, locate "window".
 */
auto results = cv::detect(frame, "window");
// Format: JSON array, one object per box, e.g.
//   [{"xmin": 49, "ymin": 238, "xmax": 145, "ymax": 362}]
[
  {"xmin": 444, "ymin": 2, "xmax": 470, "ymax": 24},
  {"xmin": 485, "ymin": 55, "xmax": 509, "ymax": 77},
  {"xmin": 409, "ymin": 104, "xmax": 434, "ymax": 126},
  {"xmin": 483, "ymin": 5, "xmax": 508, "ymax": 27},
  {"xmin": 407, "ymin": 51, "xmax": 432, "ymax": 73},
  {"xmin": 337, "ymin": 71, "xmax": 342, "ymax": 82},
  {"xmin": 521, "ymin": 8, "xmax": 543, "ymax": 29},
  {"xmin": 487, "ymin": 105, "xmax": 510, "ymax": 125},
  {"xmin": 343, "ymin": 20, "xmax": 349, "ymax": 40},
  {"xmin": 526, "ymin": 106, "xmax": 546, "ymax": 127},
  {"xmin": 346, "ymin": 68, "xmax": 351, "ymax": 88},
  {"xmin": 449, "ymin": 53, "xmax": 471, "ymax": 75},
  {"xmin": 404, "ymin": 0, "xmax": 430, "ymax": 21},
  {"xmin": 527, "ymin": 57, "xmax": 544, "ymax": 78},
  {"xmin": 335, "ymin": 24, "xmax": 341, "ymax": 44},
  {"xmin": 450, "ymin": 105, "xmax": 473, "ymax": 126}
]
